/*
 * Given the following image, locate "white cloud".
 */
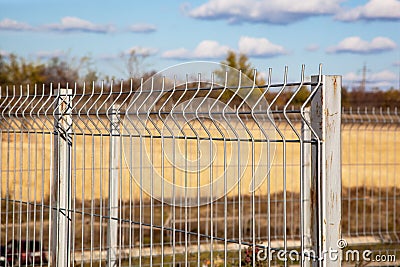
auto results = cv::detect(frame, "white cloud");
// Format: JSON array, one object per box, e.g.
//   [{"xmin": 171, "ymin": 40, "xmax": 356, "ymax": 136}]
[
  {"xmin": 125, "ymin": 46, "xmax": 158, "ymax": 56},
  {"xmin": 0, "ymin": 18, "xmax": 34, "ymax": 31},
  {"xmin": 186, "ymin": 0, "xmax": 341, "ymax": 24},
  {"xmin": 44, "ymin": 17, "xmax": 115, "ymax": 33},
  {"xmin": 336, "ymin": 0, "xmax": 400, "ymax": 21},
  {"xmin": 327, "ymin": 36, "xmax": 397, "ymax": 54},
  {"xmin": 238, "ymin": 36, "xmax": 287, "ymax": 57},
  {"xmin": 162, "ymin": 40, "xmax": 230, "ymax": 59},
  {"xmin": 161, "ymin": 48, "xmax": 191, "ymax": 59},
  {"xmin": 393, "ymin": 61, "xmax": 400, "ymax": 67},
  {"xmin": 343, "ymin": 70, "xmax": 398, "ymax": 89},
  {"xmin": 343, "ymin": 72, "xmax": 360, "ymax": 82},
  {"xmin": 369, "ymin": 81, "xmax": 396, "ymax": 88},
  {"xmin": 193, "ymin": 40, "xmax": 230, "ymax": 58},
  {"xmin": 369, "ymin": 70, "xmax": 397, "ymax": 82},
  {"xmin": 162, "ymin": 38, "xmax": 288, "ymax": 59},
  {"xmin": 0, "ymin": 17, "xmax": 158, "ymax": 34},
  {"xmin": 128, "ymin": 23, "xmax": 156, "ymax": 33},
  {"xmin": 344, "ymin": 70, "xmax": 397, "ymax": 82}
]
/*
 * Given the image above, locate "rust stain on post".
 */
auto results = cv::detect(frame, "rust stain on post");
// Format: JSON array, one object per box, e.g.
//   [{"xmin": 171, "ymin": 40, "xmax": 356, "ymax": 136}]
[{"xmin": 333, "ymin": 77, "xmax": 338, "ymax": 94}]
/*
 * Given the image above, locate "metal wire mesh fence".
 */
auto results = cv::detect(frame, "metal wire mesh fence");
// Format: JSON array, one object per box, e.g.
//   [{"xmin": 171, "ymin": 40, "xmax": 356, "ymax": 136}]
[
  {"xmin": 341, "ymin": 107, "xmax": 400, "ymax": 264},
  {"xmin": 1, "ymin": 65, "xmax": 345, "ymax": 267}
]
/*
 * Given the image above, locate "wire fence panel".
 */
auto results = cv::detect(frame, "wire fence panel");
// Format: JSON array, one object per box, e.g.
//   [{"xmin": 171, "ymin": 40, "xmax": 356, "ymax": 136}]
[
  {"xmin": 0, "ymin": 66, "xmax": 345, "ymax": 267},
  {"xmin": 341, "ymin": 107, "xmax": 400, "ymax": 263}
]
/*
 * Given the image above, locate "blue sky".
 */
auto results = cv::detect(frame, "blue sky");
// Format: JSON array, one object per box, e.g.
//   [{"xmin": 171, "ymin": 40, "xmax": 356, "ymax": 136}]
[{"xmin": 0, "ymin": 0, "xmax": 399, "ymax": 89}]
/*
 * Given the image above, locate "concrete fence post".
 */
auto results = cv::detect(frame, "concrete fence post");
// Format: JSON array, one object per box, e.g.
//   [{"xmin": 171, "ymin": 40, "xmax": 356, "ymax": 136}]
[
  {"xmin": 52, "ymin": 88, "xmax": 73, "ymax": 267},
  {"xmin": 310, "ymin": 75, "xmax": 342, "ymax": 267},
  {"xmin": 108, "ymin": 104, "xmax": 120, "ymax": 267}
]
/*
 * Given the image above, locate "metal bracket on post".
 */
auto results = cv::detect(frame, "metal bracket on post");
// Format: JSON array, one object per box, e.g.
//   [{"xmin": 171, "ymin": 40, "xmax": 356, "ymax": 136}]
[
  {"xmin": 52, "ymin": 88, "xmax": 73, "ymax": 267},
  {"xmin": 310, "ymin": 75, "xmax": 342, "ymax": 267},
  {"xmin": 108, "ymin": 104, "xmax": 120, "ymax": 267}
]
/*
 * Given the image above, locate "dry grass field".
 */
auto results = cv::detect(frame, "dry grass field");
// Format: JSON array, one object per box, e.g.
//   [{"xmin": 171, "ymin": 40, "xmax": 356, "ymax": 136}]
[{"xmin": 1, "ymin": 121, "xmax": 399, "ymax": 201}]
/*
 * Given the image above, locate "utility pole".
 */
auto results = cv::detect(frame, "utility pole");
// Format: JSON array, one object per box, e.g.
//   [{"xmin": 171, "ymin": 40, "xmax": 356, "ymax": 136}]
[{"xmin": 360, "ymin": 63, "xmax": 367, "ymax": 92}]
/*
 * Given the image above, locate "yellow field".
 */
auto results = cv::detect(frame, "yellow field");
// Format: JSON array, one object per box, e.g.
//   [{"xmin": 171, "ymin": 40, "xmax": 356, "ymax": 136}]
[{"xmin": 1, "ymin": 121, "xmax": 399, "ymax": 202}]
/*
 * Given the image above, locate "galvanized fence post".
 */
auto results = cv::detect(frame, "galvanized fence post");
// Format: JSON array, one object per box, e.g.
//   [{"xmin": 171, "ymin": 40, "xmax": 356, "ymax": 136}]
[
  {"xmin": 108, "ymin": 104, "xmax": 120, "ymax": 267},
  {"xmin": 52, "ymin": 88, "xmax": 73, "ymax": 267},
  {"xmin": 310, "ymin": 75, "xmax": 342, "ymax": 267}
]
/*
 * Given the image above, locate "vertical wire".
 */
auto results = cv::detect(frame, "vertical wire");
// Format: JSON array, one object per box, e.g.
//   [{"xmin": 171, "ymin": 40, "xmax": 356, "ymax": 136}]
[
  {"xmin": 316, "ymin": 79, "xmax": 323, "ymax": 267},
  {"xmin": 194, "ymin": 81, "xmax": 216, "ymax": 262},
  {"xmin": 86, "ymin": 81, "xmax": 101, "ymax": 267},
  {"xmin": 43, "ymin": 84, "xmax": 52, "ymax": 267},
  {"xmin": 129, "ymin": 87, "xmax": 134, "ymax": 267},
  {"xmin": 116, "ymin": 79, "xmax": 135, "ymax": 267},
  {"xmin": 370, "ymin": 108, "xmax": 375, "ymax": 237},
  {"xmin": 300, "ymin": 66, "xmax": 323, "ymax": 266},
  {"xmin": 172, "ymin": 78, "xmax": 177, "ymax": 266},
  {"xmin": 173, "ymin": 84, "xmax": 185, "ymax": 264},
  {"xmin": 95, "ymin": 80, "xmax": 112, "ymax": 264},
  {"xmin": 139, "ymin": 78, "xmax": 144, "ymax": 266},
  {"xmin": 157, "ymin": 76, "xmax": 174, "ymax": 267},
  {"xmin": 355, "ymin": 107, "xmax": 360, "ymax": 237},
  {"xmin": 184, "ymin": 76, "xmax": 189, "ymax": 267},
  {"xmin": 55, "ymin": 84, "xmax": 61, "ymax": 267},
  {"xmin": 118, "ymin": 116, "xmax": 122, "ymax": 267},
  {"xmin": 160, "ymin": 77, "xmax": 165, "ymax": 267},
  {"xmin": 18, "ymin": 85, "xmax": 24, "ymax": 264},
  {"xmin": 81, "ymin": 99, "xmax": 87, "ymax": 267},
  {"xmin": 149, "ymin": 78, "xmax": 154, "ymax": 267},
  {"xmin": 90, "ymin": 90, "xmax": 95, "ymax": 266},
  {"xmin": 282, "ymin": 68, "xmax": 288, "ymax": 267},
  {"xmin": 0, "ymin": 88, "xmax": 3, "ymax": 254},
  {"xmin": 136, "ymin": 77, "xmax": 156, "ymax": 265},
  {"xmin": 385, "ymin": 108, "xmax": 390, "ymax": 239},
  {"xmin": 283, "ymin": 65, "xmax": 305, "ymax": 265},
  {"xmin": 15, "ymin": 84, "xmax": 30, "ymax": 266},
  {"xmin": 347, "ymin": 109, "xmax": 353, "ymax": 237},
  {"xmin": 99, "ymin": 90, "xmax": 104, "ymax": 267},
  {"xmin": 378, "ymin": 108, "xmax": 383, "ymax": 240},
  {"xmin": 266, "ymin": 70, "xmax": 272, "ymax": 267},
  {"xmin": 127, "ymin": 80, "xmax": 133, "ymax": 267},
  {"xmin": 209, "ymin": 80, "xmax": 215, "ymax": 267},
  {"xmin": 219, "ymin": 70, "xmax": 243, "ymax": 265},
  {"xmin": 361, "ymin": 107, "xmax": 367, "ymax": 237},
  {"xmin": 252, "ymin": 98, "xmax": 256, "ymax": 267},
  {"xmin": 175, "ymin": 73, "xmax": 207, "ymax": 266},
  {"xmin": 236, "ymin": 69, "xmax": 259, "ymax": 267},
  {"xmin": 393, "ymin": 108, "xmax": 399, "ymax": 243},
  {"xmin": 10, "ymin": 86, "xmax": 16, "ymax": 264},
  {"xmin": 197, "ymin": 75, "xmax": 201, "ymax": 267},
  {"xmin": 76, "ymin": 81, "xmax": 89, "ymax": 266},
  {"xmin": 268, "ymin": 67, "xmax": 290, "ymax": 266},
  {"xmin": 71, "ymin": 83, "xmax": 77, "ymax": 266},
  {"xmin": 217, "ymin": 71, "xmax": 242, "ymax": 266},
  {"xmin": 6, "ymin": 85, "xmax": 14, "ymax": 266},
  {"xmin": 25, "ymin": 85, "xmax": 32, "ymax": 266},
  {"xmin": 0, "ymin": 87, "xmax": 10, "ymax": 259}
]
